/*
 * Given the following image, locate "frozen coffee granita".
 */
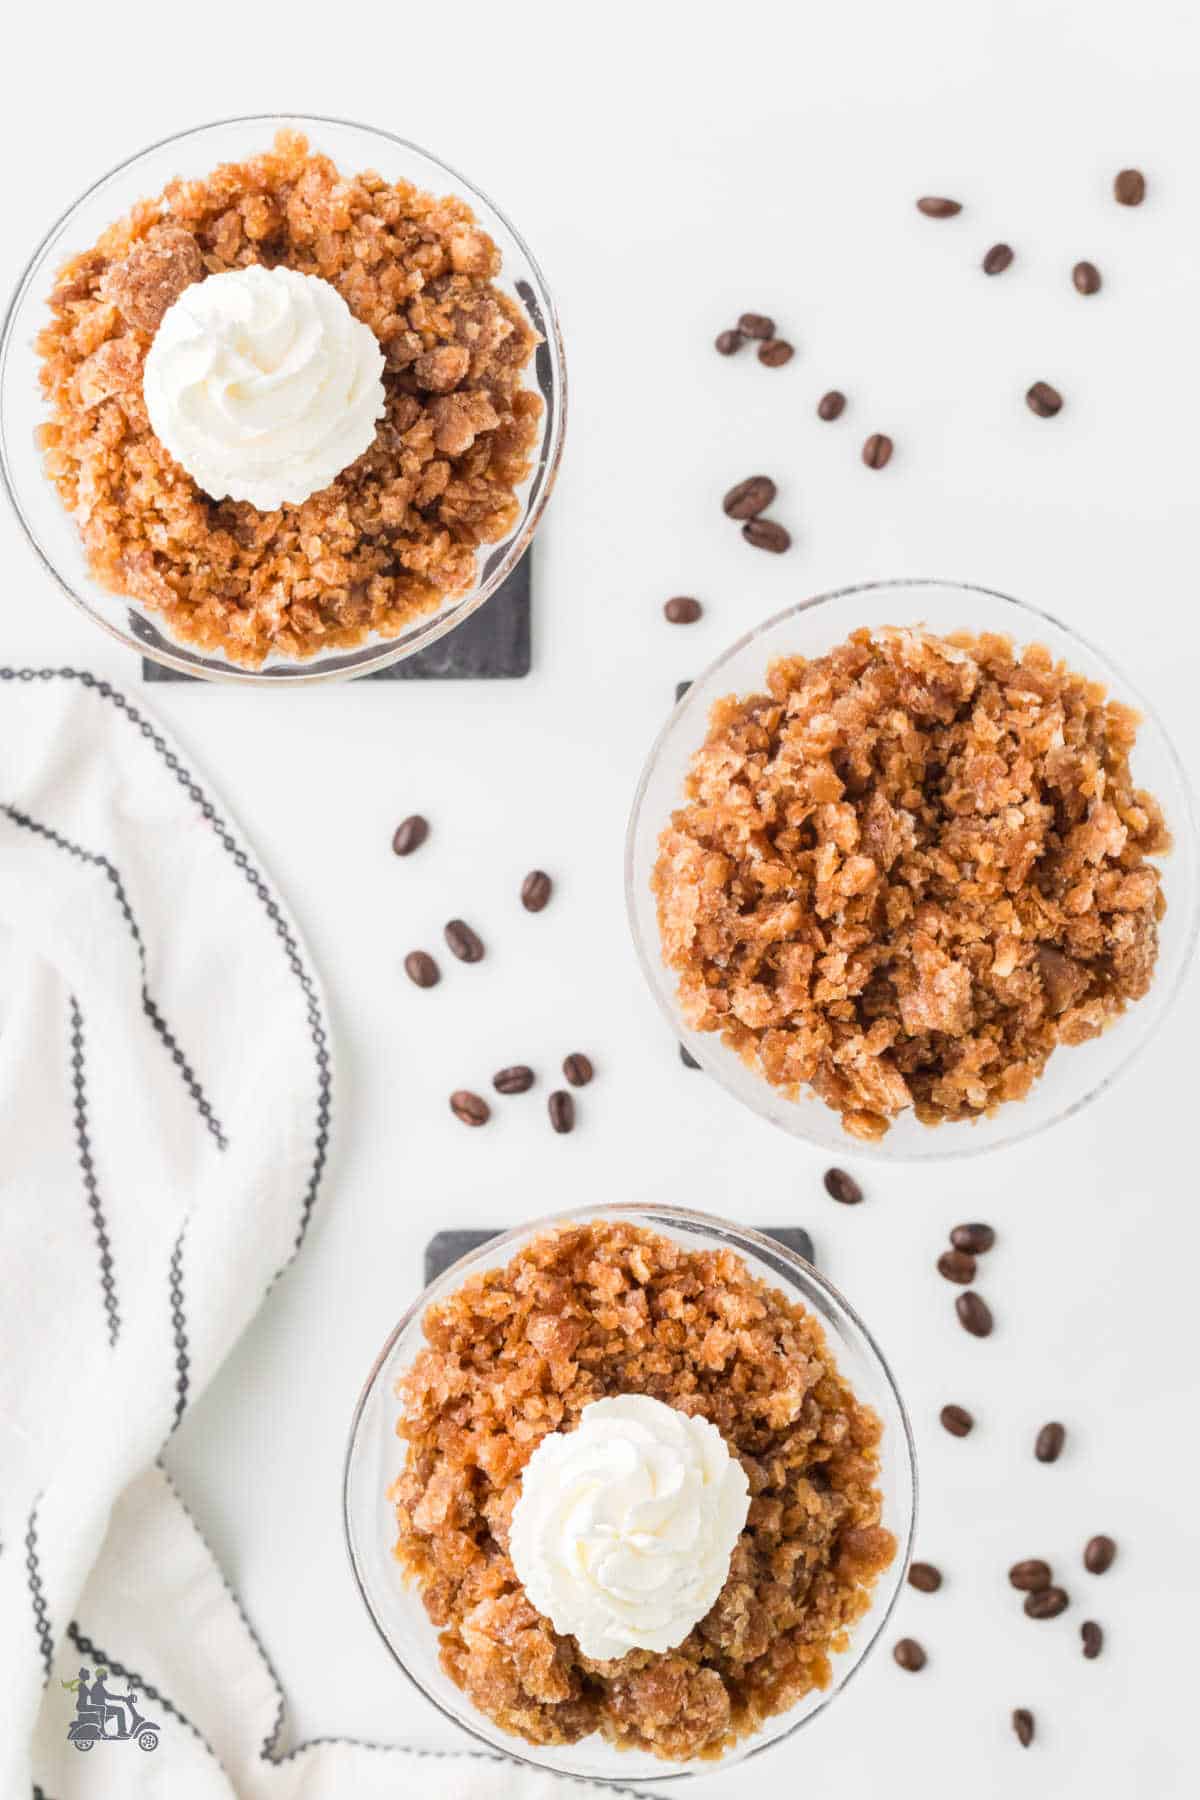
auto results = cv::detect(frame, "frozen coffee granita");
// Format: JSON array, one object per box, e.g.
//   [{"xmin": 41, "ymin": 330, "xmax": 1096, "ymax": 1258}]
[{"xmin": 389, "ymin": 1220, "xmax": 894, "ymax": 1762}]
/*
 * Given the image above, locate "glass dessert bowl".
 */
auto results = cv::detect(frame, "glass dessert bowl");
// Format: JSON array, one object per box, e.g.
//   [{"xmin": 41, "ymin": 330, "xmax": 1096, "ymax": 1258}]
[
  {"xmin": 626, "ymin": 580, "xmax": 1200, "ymax": 1162},
  {"xmin": 0, "ymin": 113, "xmax": 565, "ymax": 684},
  {"xmin": 343, "ymin": 1203, "xmax": 916, "ymax": 1783}
]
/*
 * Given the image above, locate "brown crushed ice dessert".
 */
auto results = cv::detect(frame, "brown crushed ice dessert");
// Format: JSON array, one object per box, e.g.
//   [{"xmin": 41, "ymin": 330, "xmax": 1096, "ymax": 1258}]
[
  {"xmin": 389, "ymin": 1219, "xmax": 894, "ymax": 1762},
  {"xmin": 35, "ymin": 130, "xmax": 542, "ymax": 665},
  {"xmin": 653, "ymin": 626, "xmax": 1170, "ymax": 1140}
]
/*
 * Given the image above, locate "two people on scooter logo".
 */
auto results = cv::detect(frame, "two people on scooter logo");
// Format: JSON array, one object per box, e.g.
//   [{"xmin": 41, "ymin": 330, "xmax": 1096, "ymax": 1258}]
[{"xmin": 63, "ymin": 1665, "xmax": 160, "ymax": 1752}]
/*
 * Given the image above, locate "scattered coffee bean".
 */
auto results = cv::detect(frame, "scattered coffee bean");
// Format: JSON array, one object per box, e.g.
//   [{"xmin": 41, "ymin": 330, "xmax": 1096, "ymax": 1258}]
[
  {"xmin": 1114, "ymin": 168, "xmax": 1146, "ymax": 207},
  {"xmin": 715, "ymin": 328, "xmax": 744, "ymax": 355},
  {"xmin": 392, "ymin": 814, "xmax": 429, "ymax": 856},
  {"xmin": 723, "ymin": 475, "xmax": 777, "ymax": 519},
  {"xmin": 823, "ymin": 1168, "xmax": 863, "ymax": 1205},
  {"xmin": 563, "ymin": 1052, "xmax": 594, "ymax": 1088},
  {"xmin": 1084, "ymin": 1534, "xmax": 1116, "ymax": 1575},
  {"xmin": 738, "ymin": 311, "xmax": 775, "ymax": 339},
  {"xmin": 956, "ymin": 1292, "xmax": 993, "ymax": 1337},
  {"xmin": 950, "ymin": 1222, "xmax": 995, "ymax": 1254},
  {"xmin": 937, "ymin": 1248, "xmax": 976, "ymax": 1285},
  {"xmin": 940, "ymin": 1403, "xmax": 974, "ymax": 1438},
  {"xmin": 908, "ymin": 1562, "xmax": 942, "ymax": 1593},
  {"xmin": 862, "ymin": 432, "xmax": 893, "ymax": 469},
  {"xmin": 403, "ymin": 950, "xmax": 440, "ymax": 989},
  {"xmin": 450, "ymin": 1089, "xmax": 490, "ymax": 1127},
  {"xmin": 1081, "ymin": 1620, "xmax": 1104, "ymax": 1659},
  {"xmin": 893, "ymin": 1638, "xmax": 926, "ymax": 1671},
  {"xmin": 1009, "ymin": 1559, "xmax": 1053, "ymax": 1593},
  {"xmin": 444, "ymin": 919, "xmax": 484, "ymax": 963},
  {"xmin": 1026, "ymin": 380, "xmax": 1063, "ymax": 418},
  {"xmin": 1024, "ymin": 1586, "xmax": 1069, "ymax": 1620},
  {"xmin": 742, "ymin": 518, "xmax": 791, "ymax": 553},
  {"xmin": 1073, "ymin": 259, "xmax": 1102, "ymax": 295},
  {"xmin": 916, "ymin": 196, "xmax": 962, "ymax": 219},
  {"xmin": 758, "ymin": 338, "xmax": 794, "ymax": 367},
  {"xmin": 520, "ymin": 870, "xmax": 552, "ymax": 913},
  {"xmin": 1012, "ymin": 1709, "xmax": 1035, "ymax": 1748},
  {"xmin": 983, "ymin": 242, "xmax": 1014, "ymax": 275},
  {"xmin": 679, "ymin": 1043, "xmax": 700, "ymax": 1069},
  {"xmin": 548, "ymin": 1089, "xmax": 575, "ymax": 1134},
  {"xmin": 817, "ymin": 388, "xmax": 846, "ymax": 421},
  {"xmin": 1035, "ymin": 1422, "xmax": 1066, "ymax": 1464},
  {"xmin": 493, "ymin": 1065, "xmax": 534, "ymax": 1095},
  {"xmin": 664, "ymin": 596, "xmax": 702, "ymax": 624}
]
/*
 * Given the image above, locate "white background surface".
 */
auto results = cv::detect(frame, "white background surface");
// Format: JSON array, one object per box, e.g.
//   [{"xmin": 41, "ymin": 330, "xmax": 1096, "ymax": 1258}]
[{"xmin": 4, "ymin": 2, "xmax": 1200, "ymax": 1794}]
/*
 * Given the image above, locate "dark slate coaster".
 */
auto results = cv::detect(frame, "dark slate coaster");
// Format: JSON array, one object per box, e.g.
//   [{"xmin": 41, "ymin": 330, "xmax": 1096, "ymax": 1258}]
[
  {"xmin": 139, "ymin": 553, "xmax": 531, "ymax": 683},
  {"xmin": 425, "ymin": 1225, "xmax": 814, "ymax": 1285}
]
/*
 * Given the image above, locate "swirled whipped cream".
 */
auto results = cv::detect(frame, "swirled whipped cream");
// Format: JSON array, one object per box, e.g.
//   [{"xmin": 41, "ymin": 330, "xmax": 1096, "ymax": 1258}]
[
  {"xmin": 509, "ymin": 1394, "xmax": 750, "ymax": 1661},
  {"xmin": 142, "ymin": 264, "xmax": 386, "ymax": 509}
]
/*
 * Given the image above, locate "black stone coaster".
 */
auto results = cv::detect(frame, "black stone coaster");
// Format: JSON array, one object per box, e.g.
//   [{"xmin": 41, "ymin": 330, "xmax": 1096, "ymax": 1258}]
[
  {"xmin": 139, "ymin": 554, "xmax": 531, "ymax": 683},
  {"xmin": 425, "ymin": 1225, "xmax": 814, "ymax": 1286}
]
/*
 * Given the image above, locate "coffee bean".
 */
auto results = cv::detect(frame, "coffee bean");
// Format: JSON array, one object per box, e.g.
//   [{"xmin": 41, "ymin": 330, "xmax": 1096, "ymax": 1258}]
[
  {"xmin": 1026, "ymin": 380, "xmax": 1063, "ymax": 418},
  {"xmin": 893, "ymin": 1638, "xmax": 926, "ymax": 1671},
  {"xmin": 1114, "ymin": 168, "xmax": 1146, "ymax": 206},
  {"xmin": 983, "ymin": 242, "xmax": 1014, "ymax": 275},
  {"xmin": 1035, "ymin": 1422, "xmax": 1066, "ymax": 1464},
  {"xmin": 916, "ymin": 196, "xmax": 962, "ymax": 218},
  {"xmin": 908, "ymin": 1562, "xmax": 942, "ymax": 1593},
  {"xmin": 937, "ymin": 1249, "xmax": 976, "ymax": 1285},
  {"xmin": 950, "ymin": 1222, "xmax": 995, "ymax": 1254},
  {"xmin": 1084, "ymin": 1534, "xmax": 1116, "ymax": 1575},
  {"xmin": 723, "ymin": 475, "xmax": 776, "ymax": 519},
  {"xmin": 862, "ymin": 432, "xmax": 893, "ymax": 469},
  {"xmin": 1009, "ymin": 1560, "xmax": 1052, "ymax": 1593},
  {"xmin": 758, "ymin": 338, "xmax": 794, "ymax": 367},
  {"xmin": 742, "ymin": 518, "xmax": 791, "ymax": 553},
  {"xmin": 563, "ymin": 1052, "xmax": 594, "ymax": 1088},
  {"xmin": 1012, "ymin": 1709, "xmax": 1035, "ymax": 1748},
  {"xmin": 493, "ymin": 1065, "xmax": 534, "ymax": 1095},
  {"xmin": 444, "ymin": 919, "xmax": 484, "ymax": 963},
  {"xmin": 392, "ymin": 814, "xmax": 429, "ymax": 856},
  {"xmin": 817, "ymin": 389, "xmax": 846, "ymax": 421},
  {"xmin": 664, "ymin": 596, "xmax": 702, "ymax": 624},
  {"xmin": 1081, "ymin": 1620, "xmax": 1103, "ymax": 1659},
  {"xmin": 403, "ymin": 950, "xmax": 440, "ymax": 989},
  {"xmin": 1024, "ymin": 1586, "xmax": 1069, "ymax": 1620},
  {"xmin": 521, "ymin": 870, "xmax": 552, "ymax": 913},
  {"xmin": 715, "ymin": 328, "xmax": 744, "ymax": 355},
  {"xmin": 450, "ymin": 1089, "xmax": 489, "ymax": 1127},
  {"xmin": 956, "ymin": 1292, "xmax": 993, "ymax": 1337},
  {"xmin": 548, "ymin": 1090, "xmax": 575, "ymax": 1134},
  {"xmin": 738, "ymin": 312, "xmax": 775, "ymax": 339},
  {"xmin": 1073, "ymin": 260, "xmax": 1102, "ymax": 295},
  {"xmin": 823, "ymin": 1168, "xmax": 863, "ymax": 1205},
  {"xmin": 940, "ymin": 1403, "xmax": 974, "ymax": 1437}
]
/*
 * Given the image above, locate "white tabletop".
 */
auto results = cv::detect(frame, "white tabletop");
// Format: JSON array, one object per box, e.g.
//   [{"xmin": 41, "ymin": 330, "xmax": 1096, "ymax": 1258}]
[{"xmin": 4, "ymin": 3, "xmax": 1198, "ymax": 1795}]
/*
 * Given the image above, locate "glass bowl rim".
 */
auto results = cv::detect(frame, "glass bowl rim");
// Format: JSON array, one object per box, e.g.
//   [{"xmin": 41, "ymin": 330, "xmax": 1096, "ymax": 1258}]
[
  {"xmin": 624, "ymin": 576, "xmax": 1200, "ymax": 1164},
  {"xmin": 342, "ymin": 1198, "xmax": 919, "ymax": 1783},
  {"xmin": 0, "ymin": 109, "xmax": 567, "ymax": 686}
]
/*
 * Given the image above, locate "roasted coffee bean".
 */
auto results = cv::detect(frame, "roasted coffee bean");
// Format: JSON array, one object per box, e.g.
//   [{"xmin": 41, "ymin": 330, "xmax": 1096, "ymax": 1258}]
[
  {"xmin": 1073, "ymin": 259, "xmax": 1102, "ymax": 295},
  {"xmin": 444, "ymin": 919, "xmax": 484, "ymax": 963},
  {"xmin": 893, "ymin": 1638, "xmax": 926, "ymax": 1671},
  {"xmin": 450, "ymin": 1090, "xmax": 489, "ymax": 1127},
  {"xmin": 738, "ymin": 311, "xmax": 775, "ymax": 339},
  {"xmin": 1081, "ymin": 1620, "xmax": 1104, "ymax": 1659},
  {"xmin": 742, "ymin": 518, "xmax": 791, "ymax": 553},
  {"xmin": 950, "ymin": 1222, "xmax": 995, "ymax": 1254},
  {"xmin": 908, "ymin": 1562, "xmax": 942, "ymax": 1593},
  {"xmin": 563, "ymin": 1052, "xmax": 594, "ymax": 1087},
  {"xmin": 823, "ymin": 1167, "xmax": 863, "ymax": 1205},
  {"xmin": 403, "ymin": 950, "xmax": 440, "ymax": 989},
  {"xmin": 521, "ymin": 870, "xmax": 552, "ymax": 912},
  {"xmin": 664, "ymin": 596, "xmax": 703, "ymax": 624},
  {"xmin": 758, "ymin": 338, "xmax": 794, "ymax": 367},
  {"xmin": 1035, "ymin": 1421, "xmax": 1066, "ymax": 1463},
  {"xmin": 1114, "ymin": 168, "xmax": 1146, "ymax": 206},
  {"xmin": 1009, "ymin": 1559, "xmax": 1053, "ymax": 1593},
  {"xmin": 548, "ymin": 1090, "xmax": 575, "ymax": 1134},
  {"xmin": 1084, "ymin": 1534, "xmax": 1116, "ymax": 1575},
  {"xmin": 937, "ymin": 1248, "xmax": 977, "ymax": 1285},
  {"xmin": 715, "ymin": 328, "xmax": 744, "ymax": 355},
  {"xmin": 862, "ymin": 432, "xmax": 894, "ymax": 469},
  {"xmin": 817, "ymin": 389, "xmax": 846, "ymax": 421},
  {"xmin": 940, "ymin": 1403, "xmax": 974, "ymax": 1437},
  {"xmin": 956, "ymin": 1291, "xmax": 993, "ymax": 1337},
  {"xmin": 1012, "ymin": 1709, "xmax": 1035, "ymax": 1748},
  {"xmin": 1024, "ymin": 1585, "xmax": 1069, "ymax": 1619},
  {"xmin": 917, "ymin": 196, "xmax": 962, "ymax": 218},
  {"xmin": 983, "ymin": 242, "xmax": 1014, "ymax": 275},
  {"xmin": 493, "ymin": 1065, "xmax": 534, "ymax": 1095},
  {"xmin": 1026, "ymin": 380, "xmax": 1063, "ymax": 418},
  {"xmin": 392, "ymin": 814, "xmax": 429, "ymax": 856},
  {"xmin": 723, "ymin": 474, "xmax": 776, "ymax": 519}
]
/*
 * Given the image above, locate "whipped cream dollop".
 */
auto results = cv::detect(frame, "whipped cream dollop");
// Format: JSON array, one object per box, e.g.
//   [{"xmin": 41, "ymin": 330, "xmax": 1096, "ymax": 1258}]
[
  {"xmin": 509, "ymin": 1394, "xmax": 750, "ymax": 1661},
  {"xmin": 142, "ymin": 264, "xmax": 386, "ymax": 509}
]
